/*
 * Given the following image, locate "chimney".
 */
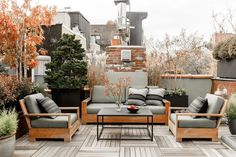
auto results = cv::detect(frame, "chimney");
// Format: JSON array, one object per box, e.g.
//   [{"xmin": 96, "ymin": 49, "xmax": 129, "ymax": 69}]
[{"xmin": 114, "ymin": 0, "xmax": 130, "ymax": 30}]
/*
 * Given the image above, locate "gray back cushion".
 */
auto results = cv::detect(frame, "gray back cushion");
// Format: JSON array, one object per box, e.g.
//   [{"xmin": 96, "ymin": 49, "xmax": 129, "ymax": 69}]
[
  {"xmin": 91, "ymin": 86, "xmax": 126, "ymax": 103},
  {"xmin": 37, "ymin": 97, "xmax": 61, "ymax": 119},
  {"xmin": 24, "ymin": 93, "xmax": 44, "ymax": 119},
  {"xmin": 205, "ymin": 93, "xmax": 224, "ymax": 119}
]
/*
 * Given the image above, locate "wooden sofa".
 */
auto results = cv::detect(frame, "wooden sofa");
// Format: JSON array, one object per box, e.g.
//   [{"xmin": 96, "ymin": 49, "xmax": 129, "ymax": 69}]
[
  {"xmin": 19, "ymin": 93, "xmax": 80, "ymax": 142},
  {"xmin": 82, "ymin": 86, "xmax": 170, "ymax": 125},
  {"xmin": 168, "ymin": 93, "xmax": 227, "ymax": 142}
]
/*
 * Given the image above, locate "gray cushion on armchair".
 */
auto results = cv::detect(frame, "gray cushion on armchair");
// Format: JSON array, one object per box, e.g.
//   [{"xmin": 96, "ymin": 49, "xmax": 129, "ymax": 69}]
[
  {"xmin": 31, "ymin": 113, "xmax": 78, "ymax": 128},
  {"xmin": 205, "ymin": 93, "xmax": 224, "ymax": 120},
  {"xmin": 170, "ymin": 113, "xmax": 216, "ymax": 128},
  {"xmin": 24, "ymin": 93, "xmax": 45, "ymax": 119}
]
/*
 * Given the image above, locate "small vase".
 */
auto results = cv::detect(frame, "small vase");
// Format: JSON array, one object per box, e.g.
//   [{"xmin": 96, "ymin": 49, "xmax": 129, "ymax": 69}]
[{"xmin": 116, "ymin": 101, "xmax": 122, "ymax": 112}]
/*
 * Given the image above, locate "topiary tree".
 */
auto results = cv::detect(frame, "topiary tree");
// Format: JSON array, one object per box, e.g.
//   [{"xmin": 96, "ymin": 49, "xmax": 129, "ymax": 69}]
[{"xmin": 45, "ymin": 34, "xmax": 88, "ymax": 89}]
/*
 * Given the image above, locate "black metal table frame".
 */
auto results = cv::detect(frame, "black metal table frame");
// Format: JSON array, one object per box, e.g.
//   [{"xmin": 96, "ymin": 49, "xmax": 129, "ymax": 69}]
[{"xmin": 97, "ymin": 115, "xmax": 153, "ymax": 141}]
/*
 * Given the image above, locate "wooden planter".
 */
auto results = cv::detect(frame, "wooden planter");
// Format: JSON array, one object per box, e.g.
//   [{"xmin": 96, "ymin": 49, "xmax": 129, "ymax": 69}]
[
  {"xmin": 164, "ymin": 95, "xmax": 188, "ymax": 107},
  {"xmin": 217, "ymin": 59, "xmax": 236, "ymax": 79}
]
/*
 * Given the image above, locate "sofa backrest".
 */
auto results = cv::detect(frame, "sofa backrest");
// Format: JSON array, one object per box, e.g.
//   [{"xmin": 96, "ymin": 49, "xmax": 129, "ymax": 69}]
[
  {"xmin": 205, "ymin": 93, "xmax": 225, "ymax": 120},
  {"xmin": 91, "ymin": 85, "xmax": 126, "ymax": 103}
]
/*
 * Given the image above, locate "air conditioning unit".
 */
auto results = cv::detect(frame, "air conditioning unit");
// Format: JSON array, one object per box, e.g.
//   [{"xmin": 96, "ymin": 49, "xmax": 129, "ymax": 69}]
[{"xmin": 121, "ymin": 50, "xmax": 131, "ymax": 62}]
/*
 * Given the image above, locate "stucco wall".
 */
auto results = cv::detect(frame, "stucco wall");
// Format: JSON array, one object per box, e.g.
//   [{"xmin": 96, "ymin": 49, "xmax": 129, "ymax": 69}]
[{"xmin": 159, "ymin": 75, "xmax": 212, "ymax": 105}]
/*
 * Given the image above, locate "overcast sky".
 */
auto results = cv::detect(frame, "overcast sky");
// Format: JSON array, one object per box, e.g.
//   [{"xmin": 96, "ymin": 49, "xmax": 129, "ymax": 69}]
[{"xmin": 35, "ymin": 0, "xmax": 236, "ymax": 41}]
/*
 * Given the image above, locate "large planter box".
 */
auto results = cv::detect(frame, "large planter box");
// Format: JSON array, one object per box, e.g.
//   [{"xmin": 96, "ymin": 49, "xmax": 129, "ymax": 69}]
[
  {"xmin": 164, "ymin": 95, "xmax": 188, "ymax": 107},
  {"xmin": 51, "ymin": 89, "xmax": 85, "ymax": 107},
  {"xmin": 51, "ymin": 89, "xmax": 85, "ymax": 116},
  {"xmin": 217, "ymin": 59, "xmax": 236, "ymax": 79}
]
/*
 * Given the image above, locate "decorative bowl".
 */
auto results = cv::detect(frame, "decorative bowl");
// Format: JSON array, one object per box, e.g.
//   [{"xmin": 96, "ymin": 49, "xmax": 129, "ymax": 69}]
[{"xmin": 127, "ymin": 105, "xmax": 139, "ymax": 113}]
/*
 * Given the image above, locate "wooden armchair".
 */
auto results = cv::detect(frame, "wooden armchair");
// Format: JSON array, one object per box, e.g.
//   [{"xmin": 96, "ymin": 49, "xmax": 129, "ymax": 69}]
[
  {"xmin": 168, "ymin": 94, "xmax": 227, "ymax": 142},
  {"xmin": 19, "ymin": 94, "xmax": 80, "ymax": 142}
]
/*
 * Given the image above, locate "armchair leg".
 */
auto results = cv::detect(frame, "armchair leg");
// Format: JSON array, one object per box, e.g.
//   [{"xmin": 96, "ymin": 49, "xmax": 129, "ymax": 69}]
[
  {"xmin": 211, "ymin": 138, "xmax": 218, "ymax": 142},
  {"xmin": 29, "ymin": 137, "xmax": 36, "ymax": 142},
  {"xmin": 176, "ymin": 138, "xmax": 182, "ymax": 142},
  {"xmin": 64, "ymin": 136, "xmax": 71, "ymax": 142}
]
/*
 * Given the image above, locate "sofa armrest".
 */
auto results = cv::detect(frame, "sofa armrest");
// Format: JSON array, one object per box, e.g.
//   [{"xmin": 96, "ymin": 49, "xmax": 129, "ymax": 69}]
[
  {"xmin": 175, "ymin": 113, "xmax": 223, "ymax": 117},
  {"xmin": 25, "ymin": 113, "xmax": 72, "ymax": 128},
  {"xmin": 163, "ymin": 99, "xmax": 170, "ymax": 125},
  {"xmin": 81, "ymin": 97, "xmax": 91, "ymax": 124}
]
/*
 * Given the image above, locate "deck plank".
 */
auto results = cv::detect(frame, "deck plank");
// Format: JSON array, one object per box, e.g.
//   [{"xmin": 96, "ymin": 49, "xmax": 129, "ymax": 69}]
[{"xmin": 14, "ymin": 124, "xmax": 236, "ymax": 157}]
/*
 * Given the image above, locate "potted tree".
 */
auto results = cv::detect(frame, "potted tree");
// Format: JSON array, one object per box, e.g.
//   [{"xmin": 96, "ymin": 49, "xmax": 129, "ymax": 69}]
[
  {"xmin": 226, "ymin": 94, "xmax": 236, "ymax": 135},
  {"xmin": 164, "ymin": 88, "xmax": 188, "ymax": 107},
  {"xmin": 45, "ymin": 34, "xmax": 88, "ymax": 107},
  {"xmin": 213, "ymin": 37, "xmax": 236, "ymax": 78},
  {"xmin": 0, "ymin": 108, "xmax": 18, "ymax": 157}
]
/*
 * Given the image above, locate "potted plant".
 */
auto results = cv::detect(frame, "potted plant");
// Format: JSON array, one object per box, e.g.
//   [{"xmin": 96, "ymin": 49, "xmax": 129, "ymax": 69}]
[
  {"xmin": 0, "ymin": 75, "xmax": 33, "ymax": 139},
  {"xmin": 0, "ymin": 108, "xmax": 18, "ymax": 157},
  {"xmin": 213, "ymin": 37, "xmax": 236, "ymax": 78},
  {"xmin": 164, "ymin": 88, "xmax": 188, "ymax": 107},
  {"xmin": 226, "ymin": 94, "xmax": 236, "ymax": 134},
  {"xmin": 45, "ymin": 34, "xmax": 88, "ymax": 107}
]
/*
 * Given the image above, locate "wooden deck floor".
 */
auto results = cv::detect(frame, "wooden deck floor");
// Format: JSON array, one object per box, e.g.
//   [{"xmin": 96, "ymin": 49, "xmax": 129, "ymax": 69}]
[{"xmin": 14, "ymin": 124, "xmax": 236, "ymax": 157}]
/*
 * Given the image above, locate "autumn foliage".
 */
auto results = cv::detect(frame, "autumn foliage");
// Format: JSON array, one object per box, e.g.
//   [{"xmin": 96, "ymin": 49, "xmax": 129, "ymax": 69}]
[{"xmin": 0, "ymin": 0, "xmax": 56, "ymax": 80}]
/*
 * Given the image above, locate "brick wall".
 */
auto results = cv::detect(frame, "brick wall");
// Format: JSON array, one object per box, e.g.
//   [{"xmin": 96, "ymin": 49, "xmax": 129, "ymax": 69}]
[
  {"xmin": 211, "ymin": 78, "xmax": 236, "ymax": 99},
  {"xmin": 105, "ymin": 46, "xmax": 146, "ymax": 72}
]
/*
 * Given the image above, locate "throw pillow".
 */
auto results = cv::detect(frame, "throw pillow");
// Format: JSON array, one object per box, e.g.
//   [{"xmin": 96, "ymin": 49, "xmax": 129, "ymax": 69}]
[
  {"xmin": 126, "ymin": 88, "xmax": 148, "ymax": 106},
  {"xmin": 187, "ymin": 96, "xmax": 207, "ymax": 118},
  {"xmin": 146, "ymin": 88, "xmax": 165, "ymax": 106},
  {"xmin": 36, "ymin": 97, "xmax": 61, "ymax": 119}
]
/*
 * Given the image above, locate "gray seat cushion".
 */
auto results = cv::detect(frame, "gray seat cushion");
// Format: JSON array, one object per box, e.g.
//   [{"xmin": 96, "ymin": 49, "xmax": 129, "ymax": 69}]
[
  {"xmin": 24, "ymin": 93, "xmax": 45, "ymax": 119},
  {"xmin": 87, "ymin": 103, "xmax": 165, "ymax": 115},
  {"xmin": 92, "ymin": 86, "xmax": 126, "ymax": 103},
  {"xmin": 205, "ymin": 93, "xmax": 224, "ymax": 120},
  {"xmin": 31, "ymin": 113, "xmax": 78, "ymax": 128},
  {"xmin": 87, "ymin": 103, "xmax": 118, "ymax": 114},
  {"xmin": 145, "ymin": 106, "xmax": 165, "ymax": 114},
  {"xmin": 170, "ymin": 113, "xmax": 216, "ymax": 128}
]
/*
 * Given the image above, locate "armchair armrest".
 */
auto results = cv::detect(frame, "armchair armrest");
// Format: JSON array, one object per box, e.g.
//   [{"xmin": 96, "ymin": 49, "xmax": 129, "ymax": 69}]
[
  {"xmin": 25, "ymin": 113, "xmax": 72, "ymax": 128},
  {"xmin": 81, "ymin": 97, "xmax": 91, "ymax": 124},
  {"xmin": 59, "ymin": 107, "xmax": 80, "ymax": 118},
  {"xmin": 59, "ymin": 107, "xmax": 79, "ymax": 110},
  {"xmin": 175, "ymin": 113, "xmax": 223, "ymax": 117}
]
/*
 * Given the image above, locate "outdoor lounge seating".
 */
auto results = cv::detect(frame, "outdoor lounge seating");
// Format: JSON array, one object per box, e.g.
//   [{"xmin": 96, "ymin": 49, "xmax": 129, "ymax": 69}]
[
  {"xmin": 82, "ymin": 85, "xmax": 170, "ymax": 125},
  {"xmin": 168, "ymin": 93, "xmax": 227, "ymax": 142},
  {"xmin": 19, "ymin": 93, "xmax": 80, "ymax": 142}
]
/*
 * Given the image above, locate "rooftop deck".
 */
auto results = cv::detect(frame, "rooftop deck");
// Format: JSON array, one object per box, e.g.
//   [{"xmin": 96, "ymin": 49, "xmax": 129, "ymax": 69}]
[{"xmin": 14, "ymin": 124, "xmax": 236, "ymax": 157}]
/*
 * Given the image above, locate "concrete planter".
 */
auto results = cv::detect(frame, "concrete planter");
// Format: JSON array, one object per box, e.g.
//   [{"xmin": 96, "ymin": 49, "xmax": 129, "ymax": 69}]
[
  {"xmin": 0, "ymin": 133, "xmax": 16, "ymax": 157},
  {"xmin": 217, "ymin": 59, "xmax": 236, "ymax": 79},
  {"xmin": 229, "ymin": 119, "xmax": 236, "ymax": 135}
]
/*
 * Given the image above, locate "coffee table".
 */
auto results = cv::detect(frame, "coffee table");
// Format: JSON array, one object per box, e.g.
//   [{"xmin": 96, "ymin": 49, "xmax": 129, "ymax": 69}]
[{"xmin": 97, "ymin": 107, "xmax": 153, "ymax": 141}]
